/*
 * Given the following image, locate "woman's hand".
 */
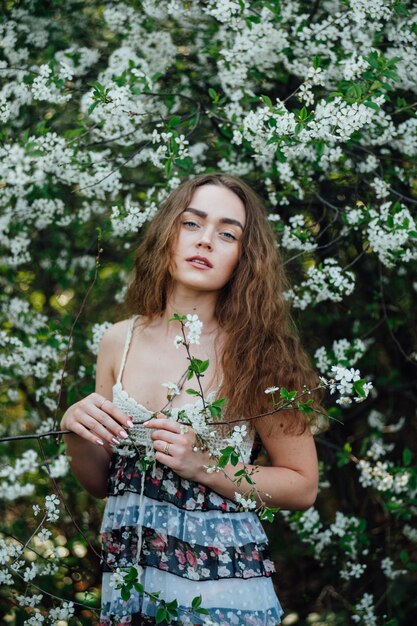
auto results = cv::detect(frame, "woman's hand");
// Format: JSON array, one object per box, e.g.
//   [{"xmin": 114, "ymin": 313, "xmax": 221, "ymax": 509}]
[
  {"xmin": 144, "ymin": 417, "xmax": 211, "ymax": 481},
  {"xmin": 60, "ymin": 392, "xmax": 134, "ymax": 447}
]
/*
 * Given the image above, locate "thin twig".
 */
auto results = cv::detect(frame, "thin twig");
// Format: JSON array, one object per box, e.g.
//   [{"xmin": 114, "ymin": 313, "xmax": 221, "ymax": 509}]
[{"xmin": 52, "ymin": 232, "xmax": 103, "ymax": 434}]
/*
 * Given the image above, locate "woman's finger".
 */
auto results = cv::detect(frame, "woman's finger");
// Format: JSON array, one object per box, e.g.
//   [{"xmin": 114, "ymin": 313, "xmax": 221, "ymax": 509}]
[
  {"xmin": 89, "ymin": 403, "xmax": 131, "ymax": 440},
  {"xmin": 90, "ymin": 393, "xmax": 134, "ymax": 429},
  {"xmin": 144, "ymin": 418, "xmax": 183, "ymax": 434},
  {"xmin": 150, "ymin": 429, "xmax": 178, "ymax": 444},
  {"xmin": 153, "ymin": 440, "xmax": 179, "ymax": 456},
  {"xmin": 86, "ymin": 411, "xmax": 131, "ymax": 444},
  {"xmin": 66, "ymin": 415, "xmax": 110, "ymax": 447},
  {"xmin": 69, "ymin": 404, "xmax": 130, "ymax": 445}
]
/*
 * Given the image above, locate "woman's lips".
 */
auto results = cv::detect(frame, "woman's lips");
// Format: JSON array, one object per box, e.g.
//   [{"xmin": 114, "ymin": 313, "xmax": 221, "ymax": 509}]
[
  {"xmin": 186, "ymin": 256, "xmax": 213, "ymax": 269},
  {"xmin": 187, "ymin": 259, "xmax": 212, "ymax": 270}
]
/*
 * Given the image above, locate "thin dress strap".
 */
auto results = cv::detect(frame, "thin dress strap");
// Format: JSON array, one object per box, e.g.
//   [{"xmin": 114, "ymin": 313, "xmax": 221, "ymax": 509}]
[{"xmin": 116, "ymin": 315, "xmax": 138, "ymax": 385}]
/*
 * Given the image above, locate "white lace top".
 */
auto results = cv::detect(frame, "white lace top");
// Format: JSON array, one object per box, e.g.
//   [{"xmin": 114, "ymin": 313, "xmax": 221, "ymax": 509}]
[{"xmin": 111, "ymin": 315, "xmax": 255, "ymax": 463}]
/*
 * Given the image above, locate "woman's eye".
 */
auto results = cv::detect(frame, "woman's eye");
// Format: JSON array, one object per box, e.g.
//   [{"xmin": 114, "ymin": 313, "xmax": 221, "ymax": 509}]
[
  {"xmin": 221, "ymin": 232, "xmax": 237, "ymax": 241},
  {"xmin": 183, "ymin": 220, "xmax": 199, "ymax": 228}
]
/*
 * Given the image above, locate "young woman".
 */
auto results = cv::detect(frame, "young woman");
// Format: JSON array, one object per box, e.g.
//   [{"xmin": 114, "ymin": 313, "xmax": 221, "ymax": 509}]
[{"xmin": 61, "ymin": 173, "xmax": 324, "ymax": 626}]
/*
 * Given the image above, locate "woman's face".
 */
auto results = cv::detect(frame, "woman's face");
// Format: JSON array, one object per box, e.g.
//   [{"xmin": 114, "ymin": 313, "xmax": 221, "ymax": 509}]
[{"xmin": 169, "ymin": 184, "xmax": 246, "ymax": 293}]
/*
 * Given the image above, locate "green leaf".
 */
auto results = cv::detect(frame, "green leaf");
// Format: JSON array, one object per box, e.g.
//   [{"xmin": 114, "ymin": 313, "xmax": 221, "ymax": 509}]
[
  {"xmin": 87, "ymin": 101, "xmax": 99, "ymax": 115},
  {"xmin": 275, "ymin": 146, "xmax": 287, "ymax": 163},
  {"xmin": 299, "ymin": 106, "xmax": 308, "ymax": 121},
  {"xmin": 134, "ymin": 582, "xmax": 144, "ymax": 594},
  {"xmin": 367, "ymin": 51, "xmax": 380, "ymax": 69},
  {"xmin": 383, "ymin": 69, "xmax": 400, "ymax": 82},
  {"xmin": 393, "ymin": 2, "xmax": 409, "ymax": 16},
  {"xmin": 168, "ymin": 115, "xmax": 182, "ymax": 128},
  {"xmin": 230, "ymin": 451, "xmax": 240, "ymax": 466},
  {"xmin": 155, "ymin": 607, "xmax": 167, "ymax": 624},
  {"xmin": 124, "ymin": 567, "xmax": 138, "ymax": 583},
  {"xmin": 208, "ymin": 404, "xmax": 222, "ymax": 418},
  {"xmin": 208, "ymin": 398, "xmax": 226, "ymax": 417},
  {"xmin": 353, "ymin": 379, "xmax": 366, "ymax": 398},
  {"xmin": 168, "ymin": 313, "xmax": 186, "ymax": 322},
  {"xmin": 363, "ymin": 100, "xmax": 380, "ymax": 110},
  {"xmin": 260, "ymin": 94, "xmax": 273, "ymax": 108},
  {"xmin": 191, "ymin": 358, "xmax": 209, "ymax": 375},
  {"xmin": 296, "ymin": 400, "xmax": 314, "ymax": 413},
  {"xmin": 165, "ymin": 158, "xmax": 172, "ymax": 176},
  {"xmin": 403, "ymin": 448, "xmax": 412, "ymax": 466},
  {"xmin": 259, "ymin": 507, "xmax": 279, "ymax": 523},
  {"xmin": 208, "ymin": 87, "xmax": 217, "ymax": 100},
  {"xmin": 166, "ymin": 598, "xmax": 178, "ymax": 610},
  {"xmin": 185, "ymin": 388, "xmax": 200, "ymax": 396},
  {"xmin": 400, "ymin": 549, "xmax": 409, "ymax": 564},
  {"xmin": 191, "ymin": 595, "xmax": 202, "ymax": 609},
  {"xmin": 246, "ymin": 14, "xmax": 261, "ymax": 26},
  {"xmin": 280, "ymin": 387, "xmax": 297, "ymax": 402},
  {"xmin": 211, "ymin": 398, "xmax": 226, "ymax": 408},
  {"xmin": 121, "ymin": 585, "xmax": 132, "ymax": 601}
]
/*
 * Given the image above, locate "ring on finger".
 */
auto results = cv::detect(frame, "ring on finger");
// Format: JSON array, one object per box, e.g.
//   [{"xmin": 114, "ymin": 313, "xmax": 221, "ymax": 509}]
[
  {"xmin": 99, "ymin": 398, "xmax": 107, "ymax": 410},
  {"xmin": 163, "ymin": 442, "xmax": 170, "ymax": 456}
]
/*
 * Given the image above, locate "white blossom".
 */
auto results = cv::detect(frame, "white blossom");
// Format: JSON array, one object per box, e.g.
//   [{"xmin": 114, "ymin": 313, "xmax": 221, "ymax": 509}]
[
  {"xmin": 352, "ymin": 593, "xmax": 377, "ymax": 626},
  {"xmin": 49, "ymin": 600, "xmax": 75, "ymax": 621},
  {"xmin": 264, "ymin": 386, "xmax": 280, "ymax": 394},
  {"xmin": 381, "ymin": 556, "xmax": 406, "ymax": 580},
  {"xmin": 283, "ymin": 258, "xmax": 355, "ymax": 310},
  {"xmin": 87, "ymin": 321, "xmax": 113, "ymax": 356},
  {"xmin": 161, "ymin": 381, "xmax": 181, "ymax": 400},
  {"xmin": 184, "ymin": 314, "xmax": 203, "ymax": 345},
  {"xmin": 234, "ymin": 492, "xmax": 257, "ymax": 510}
]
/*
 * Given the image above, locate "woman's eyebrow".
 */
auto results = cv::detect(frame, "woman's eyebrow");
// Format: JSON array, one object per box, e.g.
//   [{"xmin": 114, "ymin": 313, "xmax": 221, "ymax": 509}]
[{"xmin": 184, "ymin": 206, "xmax": 244, "ymax": 231}]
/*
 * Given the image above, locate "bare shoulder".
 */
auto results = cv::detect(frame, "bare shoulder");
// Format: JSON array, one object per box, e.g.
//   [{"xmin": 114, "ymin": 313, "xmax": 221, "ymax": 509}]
[
  {"xmin": 99, "ymin": 315, "xmax": 145, "ymax": 352},
  {"xmin": 102, "ymin": 318, "xmax": 131, "ymax": 340},
  {"xmin": 97, "ymin": 317, "xmax": 138, "ymax": 378}
]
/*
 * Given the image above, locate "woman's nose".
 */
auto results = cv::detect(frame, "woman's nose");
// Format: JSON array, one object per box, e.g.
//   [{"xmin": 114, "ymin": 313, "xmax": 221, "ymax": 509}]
[{"xmin": 196, "ymin": 227, "xmax": 214, "ymax": 249}]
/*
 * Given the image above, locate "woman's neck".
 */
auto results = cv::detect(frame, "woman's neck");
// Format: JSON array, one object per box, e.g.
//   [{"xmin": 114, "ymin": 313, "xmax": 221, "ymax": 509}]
[{"xmin": 157, "ymin": 287, "xmax": 220, "ymax": 337}]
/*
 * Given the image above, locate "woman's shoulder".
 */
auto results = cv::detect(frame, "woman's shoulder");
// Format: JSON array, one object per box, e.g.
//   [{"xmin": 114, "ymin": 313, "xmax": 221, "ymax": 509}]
[{"xmin": 101, "ymin": 315, "xmax": 142, "ymax": 347}]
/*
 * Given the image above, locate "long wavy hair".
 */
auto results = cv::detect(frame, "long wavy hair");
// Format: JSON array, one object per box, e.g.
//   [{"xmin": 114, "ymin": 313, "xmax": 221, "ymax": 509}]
[{"xmin": 124, "ymin": 173, "xmax": 326, "ymax": 435}]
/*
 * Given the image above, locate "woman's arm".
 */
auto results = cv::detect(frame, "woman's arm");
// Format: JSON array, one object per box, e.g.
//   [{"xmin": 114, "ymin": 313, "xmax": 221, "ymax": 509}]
[
  {"xmin": 61, "ymin": 325, "xmax": 133, "ymax": 499},
  {"xmin": 198, "ymin": 420, "xmax": 318, "ymax": 510},
  {"xmin": 144, "ymin": 413, "xmax": 318, "ymax": 511}
]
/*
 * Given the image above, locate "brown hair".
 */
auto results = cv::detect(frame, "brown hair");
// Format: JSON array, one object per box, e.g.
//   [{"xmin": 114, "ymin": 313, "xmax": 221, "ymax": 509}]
[{"xmin": 124, "ymin": 173, "xmax": 326, "ymax": 435}]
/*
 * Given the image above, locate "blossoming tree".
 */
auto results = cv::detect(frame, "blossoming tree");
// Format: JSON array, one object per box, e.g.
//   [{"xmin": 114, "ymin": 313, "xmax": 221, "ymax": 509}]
[{"xmin": 1, "ymin": 1, "xmax": 416, "ymax": 624}]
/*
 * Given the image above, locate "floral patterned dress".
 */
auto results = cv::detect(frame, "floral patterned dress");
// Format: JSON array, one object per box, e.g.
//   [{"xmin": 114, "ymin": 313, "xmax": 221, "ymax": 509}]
[{"xmin": 99, "ymin": 315, "xmax": 284, "ymax": 626}]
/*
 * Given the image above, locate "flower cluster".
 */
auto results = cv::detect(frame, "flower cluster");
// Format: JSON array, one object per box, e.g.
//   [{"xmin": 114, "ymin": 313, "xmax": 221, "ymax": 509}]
[
  {"xmin": 111, "ymin": 195, "xmax": 159, "ymax": 237},
  {"xmin": 283, "ymin": 258, "xmax": 356, "ymax": 310},
  {"xmin": 326, "ymin": 365, "xmax": 373, "ymax": 407},
  {"xmin": 357, "ymin": 459, "xmax": 410, "ymax": 494},
  {"xmin": 184, "ymin": 314, "xmax": 203, "ymax": 345},
  {"xmin": 314, "ymin": 337, "xmax": 370, "ymax": 375},
  {"xmin": 87, "ymin": 321, "xmax": 113, "ymax": 356},
  {"xmin": 234, "ymin": 492, "xmax": 257, "ymax": 511},
  {"xmin": 44, "ymin": 494, "xmax": 60, "ymax": 522}
]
